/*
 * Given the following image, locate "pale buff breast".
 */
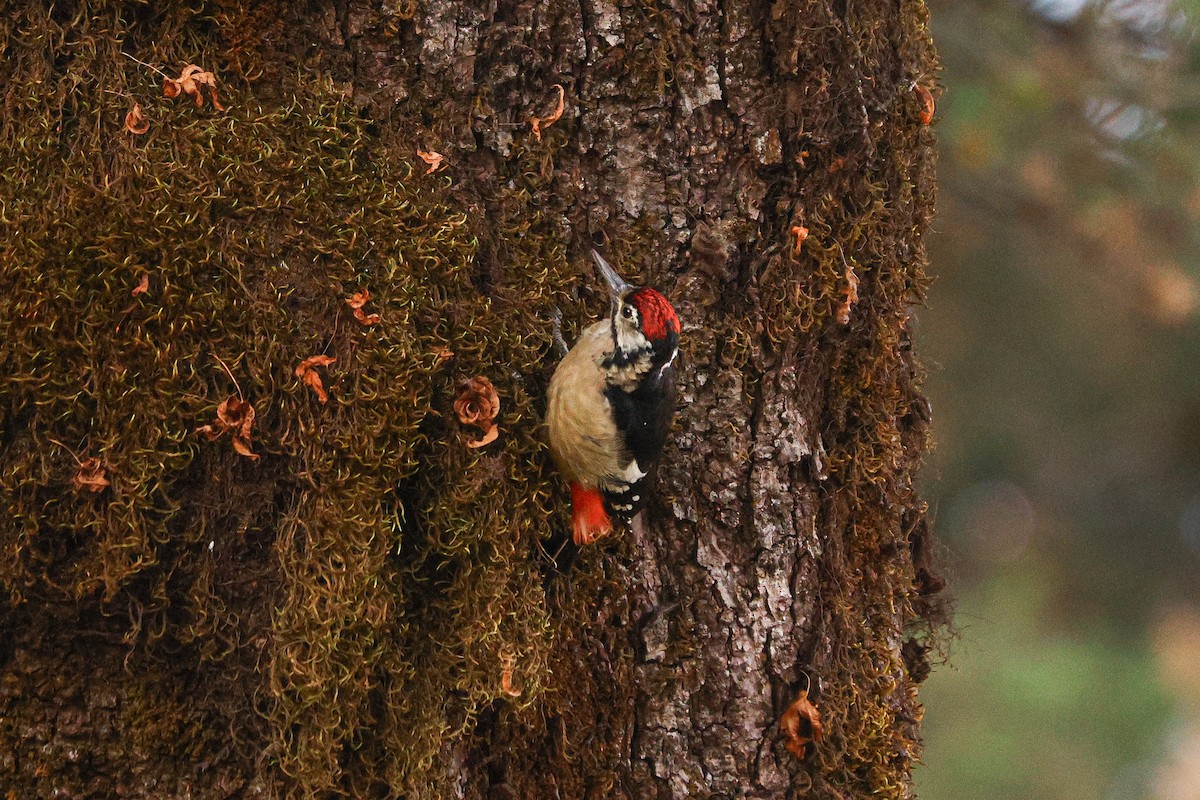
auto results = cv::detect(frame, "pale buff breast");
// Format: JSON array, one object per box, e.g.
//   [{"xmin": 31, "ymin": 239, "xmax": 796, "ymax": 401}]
[{"xmin": 546, "ymin": 320, "xmax": 624, "ymax": 488}]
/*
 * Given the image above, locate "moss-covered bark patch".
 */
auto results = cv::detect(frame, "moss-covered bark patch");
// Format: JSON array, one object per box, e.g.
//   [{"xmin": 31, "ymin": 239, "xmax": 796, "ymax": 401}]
[{"xmin": 0, "ymin": 3, "xmax": 582, "ymax": 796}]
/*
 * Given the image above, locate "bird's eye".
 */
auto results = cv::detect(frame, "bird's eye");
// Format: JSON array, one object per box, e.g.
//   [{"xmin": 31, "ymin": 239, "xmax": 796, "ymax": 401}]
[{"xmin": 622, "ymin": 305, "xmax": 635, "ymax": 319}]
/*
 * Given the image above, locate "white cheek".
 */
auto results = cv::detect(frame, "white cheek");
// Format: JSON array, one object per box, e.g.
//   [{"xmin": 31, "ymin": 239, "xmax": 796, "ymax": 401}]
[{"xmin": 615, "ymin": 322, "xmax": 643, "ymax": 353}]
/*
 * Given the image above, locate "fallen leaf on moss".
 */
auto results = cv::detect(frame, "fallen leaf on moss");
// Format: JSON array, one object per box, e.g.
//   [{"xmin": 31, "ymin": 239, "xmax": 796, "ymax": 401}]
[
  {"xmin": 791, "ymin": 225, "xmax": 809, "ymax": 254},
  {"xmin": 530, "ymin": 83, "xmax": 565, "ymax": 142},
  {"xmin": 163, "ymin": 64, "xmax": 227, "ymax": 111},
  {"xmin": 197, "ymin": 395, "xmax": 259, "ymax": 459},
  {"xmin": 123, "ymin": 103, "xmax": 150, "ymax": 135},
  {"xmin": 455, "ymin": 376, "xmax": 500, "ymax": 447},
  {"xmin": 454, "ymin": 377, "xmax": 500, "ymax": 427},
  {"xmin": 230, "ymin": 436, "xmax": 259, "ymax": 460},
  {"xmin": 131, "ymin": 273, "xmax": 150, "ymax": 296},
  {"xmin": 500, "ymin": 655, "xmax": 522, "ymax": 697},
  {"xmin": 296, "ymin": 355, "xmax": 336, "ymax": 404},
  {"xmin": 346, "ymin": 289, "xmax": 381, "ymax": 325},
  {"xmin": 836, "ymin": 263, "xmax": 859, "ymax": 325},
  {"xmin": 73, "ymin": 457, "xmax": 110, "ymax": 493},
  {"xmin": 780, "ymin": 689, "xmax": 823, "ymax": 758},
  {"xmin": 914, "ymin": 83, "xmax": 935, "ymax": 126},
  {"xmin": 417, "ymin": 149, "xmax": 445, "ymax": 174},
  {"xmin": 466, "ymin": 426, "xmax": 500, "ymax": 449},
  {"xmin": 217, "ymin": 396, "xmax": 256, "ymax": 443},
  {"xmin": 432, "ymin": 346, "xmax": 455, "ymax": 362}
]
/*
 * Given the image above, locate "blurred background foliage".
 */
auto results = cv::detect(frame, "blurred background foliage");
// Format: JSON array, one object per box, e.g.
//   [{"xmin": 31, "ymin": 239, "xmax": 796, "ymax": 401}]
[{"xmin": 917, "ymin": 0, "xmax": 1200, "ymax": 797}]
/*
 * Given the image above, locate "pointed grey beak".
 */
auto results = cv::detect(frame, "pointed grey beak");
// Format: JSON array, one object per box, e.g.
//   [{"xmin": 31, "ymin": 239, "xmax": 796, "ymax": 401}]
[{"xmin": 591, "ymin": 249, "xmax": 631, "ymax": 311}]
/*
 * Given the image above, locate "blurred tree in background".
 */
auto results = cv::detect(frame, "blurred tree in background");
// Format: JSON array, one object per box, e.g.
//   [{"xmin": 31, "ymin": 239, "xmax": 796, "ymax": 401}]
[{"xmin": 918, "ymin": 0, "xmax": 1200, "ymax": 797}]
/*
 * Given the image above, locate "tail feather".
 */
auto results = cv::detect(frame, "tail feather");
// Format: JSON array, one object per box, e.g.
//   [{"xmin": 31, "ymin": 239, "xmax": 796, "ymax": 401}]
[{"xmin": 570, "ymin": 482, "xmax": 613, "ymax": 545}]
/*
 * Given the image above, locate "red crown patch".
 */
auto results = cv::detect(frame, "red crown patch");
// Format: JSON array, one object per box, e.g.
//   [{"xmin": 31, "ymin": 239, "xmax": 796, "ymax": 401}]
[{"xmin": 630, "ymin": 289, "xmax": 680, "ymax": 342}]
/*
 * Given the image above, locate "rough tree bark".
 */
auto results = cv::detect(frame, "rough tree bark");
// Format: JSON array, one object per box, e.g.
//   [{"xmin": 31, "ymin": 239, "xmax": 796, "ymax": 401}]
[{"xmin": 0, "ymin": 1, "xmax": 943, "ymax": 798}]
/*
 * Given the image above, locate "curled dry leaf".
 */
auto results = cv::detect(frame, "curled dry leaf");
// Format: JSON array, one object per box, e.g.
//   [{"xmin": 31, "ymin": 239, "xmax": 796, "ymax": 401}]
[
  {"xmin": 197, "ymin": 395, "xmax": 259, "ymax": 459},
  {"xmin": 131, "ymin": 273, "xmax": 150, "ymax": 296},
  {"xmin": 454, "ymin": 377, "xmax": 500, "ymax": 428},
  {"xmin": 530, "ymin": 83, "xmax": 565, "ymax": 142},
  {"xmin": 123, "ymin": 103, "xmax": 150, "ymax": 135},
  {"xmin": 346, "ymin": 289, "xmax": 370, "ymax": 309},
  {"xmin": 466, "ymin": 426, "xmax": 500, "ymax": 449},
  {"xmin": 500, "ymin": 655, "xmax": 522, "ymax": 697},
  {"xmin": 217, "ymin": 396, "xmax": 256, "ymax": 443},
  {"xmin": 295, "ymin": 355, "xmax": 337, "ymax": 404},
  {"xmin": 163, "ymin": 64, "xmax": 227, "ymax": 111},
  {"xmin": 454, "ymin": 376, "xmax": 501, "ymax": 448},
  {"xmin": 73, "ymin": 457, "xmax": 111, "ymax": 493},
  {"xmin": 780, "ymin": 689, "xmax": 823, "ymax": 758},
  {"xmin": 914, "ymin": 83, "xmax": 935, "ymax": 126},
  {"xmin": 836, "ymin": 263, "xmax": 860, "ymax": 326},
  {"xmin": 346, "ymin": 289, "xmax": 381, "ymax": 326},
  {"xmin": 791, "ymin": 225, "xmax": 809, "ymax": 254},
  {"xmin": 231, "ymin": 436, "xmax": 258, "ymax": 460},
  {"xmin": 417, "ymin": 149, "xmax": 445, "ymax": 175}
]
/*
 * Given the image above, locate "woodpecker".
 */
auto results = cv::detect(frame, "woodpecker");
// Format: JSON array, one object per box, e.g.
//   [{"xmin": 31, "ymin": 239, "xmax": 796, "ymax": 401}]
[{"xmin": 546, "ymin": 250, "xmax": 681, "ymax": 546}]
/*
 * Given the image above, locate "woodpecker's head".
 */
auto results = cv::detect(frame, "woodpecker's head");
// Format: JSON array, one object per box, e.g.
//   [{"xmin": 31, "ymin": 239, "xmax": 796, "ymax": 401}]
[{"xmin": 592, "ymin": 250, "xmax": 680, "ymax": 372}]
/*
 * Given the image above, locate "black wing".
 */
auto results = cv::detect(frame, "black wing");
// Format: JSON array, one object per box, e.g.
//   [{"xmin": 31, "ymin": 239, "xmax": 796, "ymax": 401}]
[{"xmin": 602, "ymin": 363, "xmax": 677, "ymax": 520}]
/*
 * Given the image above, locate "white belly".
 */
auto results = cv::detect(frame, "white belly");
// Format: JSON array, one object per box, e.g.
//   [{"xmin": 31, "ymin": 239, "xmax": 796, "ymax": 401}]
[{"xmin": 546, "ymin": 321, "xmax": 626, "ymax": 487}]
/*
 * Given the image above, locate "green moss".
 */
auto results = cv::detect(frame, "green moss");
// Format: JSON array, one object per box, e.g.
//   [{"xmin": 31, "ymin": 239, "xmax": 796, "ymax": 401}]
[{"xmin": 0, "ymin": 3, "xmax": 581, "ymax": 796}]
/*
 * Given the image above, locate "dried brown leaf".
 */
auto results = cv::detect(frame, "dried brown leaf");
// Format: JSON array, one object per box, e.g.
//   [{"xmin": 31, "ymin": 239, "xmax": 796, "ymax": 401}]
[
  {"xmin": 217, "ymin": 396, "xmax": 256, "ymax": 442},
  {"xmin": 530, "ymin": 84, "xmax": 565, "ymax": 142},
  {"xmin": 295, "ymin": 355, "xmax": 336, "ymax": 404},
  {"xmin": 836, "ymin": 263, "xmax": 859, "ymax": 325},
  {"xmin": 466, "ymin": 425, "xmax": 500, "ymax": 449},
  {"xmin": 131, "ymin": 273, "xmax": 150, "ymax": 296},
  {"xmin": 231, "ymin": 436, "xmax": 259, "ymax": 461},
  {"xmin": 417, "ymin": 149, "xmax": 445, "ymax": 174},
  {"xmin": 914, "ymin": 83, "xmax": 935, "ymax": 126},
  {"xmin": 295, "ymin": 355, "xmax": 337, "ymax": 371},
  {"xmin": 73, "ymin": 457, "xmax": 110, "ymax": 493},
  {"xmin": 301, "ymin": 372, "xmax": 327, "ymax": 403},
  {"xmin": 791, "ymin": 225, "xmax": 809, "ymax": 254},
  {"xmin": 347, "ymin": 289, "xmax": 380, "ymax": 325},
  {"xmin": 455, "ymin": 377, "xmax": 501, "ymax": 449},
  {"xmin": 124, "ymin": 103, "xmax": 150, "ymax": 135},
  {"xmin": 164, "ymin": 64, "xmax": 227, "ymax": 111},
  {"xmin": 454, "ymin": 377, "xmax": 500, "ymax": 428},
  {"xmin": 198, "ymin": 395, "xmax": 258, "ymax": 458},
  {"xmin": 780, "ymin": 689, "xmax": 823, "ymax": 758}
]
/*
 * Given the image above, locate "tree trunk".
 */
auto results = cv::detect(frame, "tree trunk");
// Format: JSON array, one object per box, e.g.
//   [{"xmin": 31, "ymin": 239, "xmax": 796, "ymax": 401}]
[{"xmin": 0, "ymin": 1, "xmax": 943, "ymax": 798}]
